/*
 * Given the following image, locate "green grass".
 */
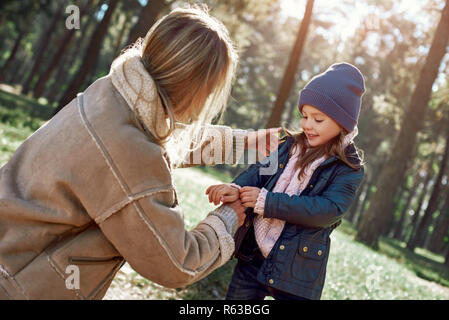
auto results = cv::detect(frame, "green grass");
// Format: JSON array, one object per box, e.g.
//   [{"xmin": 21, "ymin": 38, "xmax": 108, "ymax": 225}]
[
  {"xmin": 0, "ymin": 122, "xmax": 36, "ymax": 167},
  {"xmin": 0, "ymin": 89, "xmax": 53, "ymax": 120},
  {"xmin": 175, "ymin": 168, "xmax": 449, "ymax": 300},
  {"xmin": 1, "ymin": 95, "xmax": 449, "ymax": 300},
  {"xmin": 105, "ymin": 166, "xmax": 449, "ymax": 300}
]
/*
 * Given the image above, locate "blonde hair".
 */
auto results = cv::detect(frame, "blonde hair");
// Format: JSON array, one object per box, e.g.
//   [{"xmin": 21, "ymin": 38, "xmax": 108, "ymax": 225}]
[
  {"xmin": 138, "ymin": 5, "xmax": 238, "ymax": 167},
  {"xmin": 283, "ymin": 126, "xmax": 365, "ymax": 181}
]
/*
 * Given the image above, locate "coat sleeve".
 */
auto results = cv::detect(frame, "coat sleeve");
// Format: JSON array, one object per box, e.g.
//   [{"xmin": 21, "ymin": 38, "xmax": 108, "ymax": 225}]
[
  {"xmin": 177, "ymin": 125, "xmax": 248, "ymax": 168},
  {"xmin": 263, "ymin": 166, "xmax": 364, "ymax": 228},
  {"xmin": 96, "ymin": 188, "xmax": 239, "ymax": 289}
]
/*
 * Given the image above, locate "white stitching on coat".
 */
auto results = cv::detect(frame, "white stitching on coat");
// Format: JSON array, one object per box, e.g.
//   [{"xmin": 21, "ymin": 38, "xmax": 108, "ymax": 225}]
[{"xmin": 77, "ymin": 93, "xmax": 201, "ymax": 277}]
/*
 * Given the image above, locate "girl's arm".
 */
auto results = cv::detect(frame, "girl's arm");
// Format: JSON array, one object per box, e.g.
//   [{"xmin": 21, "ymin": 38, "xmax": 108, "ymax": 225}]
[{"xmin": 262, "ymin": 166, "xmax": 364, "ymax": 229}]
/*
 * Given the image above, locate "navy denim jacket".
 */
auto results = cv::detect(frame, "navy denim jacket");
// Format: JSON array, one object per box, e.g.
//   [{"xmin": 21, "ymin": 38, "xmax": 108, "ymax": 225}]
[{"xmin": 232, "ymin": 135, "xmax": 364, "ymax": 300}]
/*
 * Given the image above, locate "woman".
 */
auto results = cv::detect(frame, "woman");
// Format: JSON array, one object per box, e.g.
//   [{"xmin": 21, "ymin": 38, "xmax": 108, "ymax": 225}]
[{"xmin": 0, "ymin": 7, "xmax": 279, "ymax": 299}]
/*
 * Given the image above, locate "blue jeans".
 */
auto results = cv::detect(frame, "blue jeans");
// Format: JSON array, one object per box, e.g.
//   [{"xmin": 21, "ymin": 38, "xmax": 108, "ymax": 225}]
[{"xmin": 226, "ymin": 247, "xmax": 309, "ymax": 301}]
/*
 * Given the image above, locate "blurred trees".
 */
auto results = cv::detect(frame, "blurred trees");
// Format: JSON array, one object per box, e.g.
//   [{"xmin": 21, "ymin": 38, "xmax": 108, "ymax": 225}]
[
  {"xmin": 266, "ymin": 0, "xmax": 314, "ymax": 128},
  {"xmin": 57, "ymin": 0, "xmax": 119, "ymax": 109},
  {"xmin": 356, "ymin": 0, "xmax": 449, "ymax": 249},
  {"xmin": 0, "ymin": 0, "xmax": 449, "ymax": 264}
]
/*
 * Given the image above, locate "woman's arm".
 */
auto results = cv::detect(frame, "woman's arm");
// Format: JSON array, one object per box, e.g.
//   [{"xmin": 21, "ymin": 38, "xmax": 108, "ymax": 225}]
[
  {"xmin": 96, "ymin": 188, "xmax": 244, "ymax": 289},
  {"xmin": 177, "ymin": 125, "xmax": 281, "ymax": 168}
]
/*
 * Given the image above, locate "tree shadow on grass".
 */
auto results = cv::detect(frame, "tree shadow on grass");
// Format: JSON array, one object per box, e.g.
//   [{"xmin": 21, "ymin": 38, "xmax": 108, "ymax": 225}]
[{"xmin": 340, "ymin": 218, "xmax": 449, "ymax": 288}]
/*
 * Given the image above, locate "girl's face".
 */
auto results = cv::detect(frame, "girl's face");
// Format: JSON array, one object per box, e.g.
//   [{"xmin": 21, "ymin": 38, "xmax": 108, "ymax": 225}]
[{"xmin": 300, "ymin": 104, "xmax": 343, "ymax": 147}]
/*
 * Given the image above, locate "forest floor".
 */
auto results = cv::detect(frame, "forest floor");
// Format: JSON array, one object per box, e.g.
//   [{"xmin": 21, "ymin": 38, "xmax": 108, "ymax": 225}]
[
  {"xmin": 1, "ymin": 88, "xmax": 449, "ymax": 300},
  {"xmin": 104, "ymin": 167, "xmax": 449, "ymax": 300}
]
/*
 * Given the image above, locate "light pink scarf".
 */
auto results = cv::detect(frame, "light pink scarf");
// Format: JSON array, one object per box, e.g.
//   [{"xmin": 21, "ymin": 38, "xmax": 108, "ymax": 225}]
[{"xmin": 253, "ymin": 127, "xmax": 358, "ymax": 258}]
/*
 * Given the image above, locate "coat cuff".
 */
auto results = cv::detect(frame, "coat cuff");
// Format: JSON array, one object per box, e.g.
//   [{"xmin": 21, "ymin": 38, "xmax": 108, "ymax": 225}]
[
  {"xmin": 208, "ymin": 205, "xmax": 239, "ymax": 236},
  {"xmin": 254, "ymin": 188, "xmax": 268, "ymax": 215},
  {"xmin": 201, "ymin": 214, "xmax": 236, "ymax": 266},
  {"xmin": 229, "ymin": 183, "xmax": 242, "ymax": 190}
]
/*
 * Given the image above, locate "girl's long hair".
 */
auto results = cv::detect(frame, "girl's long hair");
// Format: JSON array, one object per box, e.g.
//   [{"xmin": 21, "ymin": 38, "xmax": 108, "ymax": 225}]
[
  {"xmin": 137, "ymin": 5, "xmax": 238, "ymax": 167},
  {"xmin": 283, "ymin": 126, "xmax": 365, "ymax": 181}
]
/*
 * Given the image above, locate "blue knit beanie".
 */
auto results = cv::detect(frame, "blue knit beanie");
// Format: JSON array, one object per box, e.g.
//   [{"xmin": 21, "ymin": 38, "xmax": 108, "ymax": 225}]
[{"xmin": 298, "ymin": 62, "xmax": 365, "ymax": 132}]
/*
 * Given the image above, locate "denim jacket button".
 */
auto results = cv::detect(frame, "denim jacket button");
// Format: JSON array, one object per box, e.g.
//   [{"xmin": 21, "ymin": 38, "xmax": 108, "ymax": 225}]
[
  {"xmin": 279, "ymin": 245, "xmax": 285, "ymax": 250},
  {"xmin": 279, "ymin": 163, "xmax": 284, "ymax": 169},
  {"xmin": 269, "ymin": 279, "xmax": 274, "ymax": 284},
  {"xmin": 303, "ymin": 246, "xmax": 308, "ymax": 253}
]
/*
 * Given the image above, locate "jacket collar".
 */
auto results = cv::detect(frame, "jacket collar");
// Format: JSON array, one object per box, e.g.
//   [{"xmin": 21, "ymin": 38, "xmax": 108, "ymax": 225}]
[{"xmin": 320, "ymin": 142, "xmax": 362, "ymax": 167}]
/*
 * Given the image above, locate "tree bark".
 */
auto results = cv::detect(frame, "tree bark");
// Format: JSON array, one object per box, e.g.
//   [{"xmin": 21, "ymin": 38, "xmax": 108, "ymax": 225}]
[
  {"xmin": 57, "ymin": 0, "xmax": 119, "ymax": 111},
  {"xmin": 355, "ymin": 1, "xmax": 449, "ymax": 249},
  {"xmin": 32, "ymin": 1, "xmax": 92, "ymax": 98},
  {"xmin": 125, "ymin": 0, "xmax": 170, "ymax": 47},
  {"xmin": 408, "ymin": 129, "xmax": 449, "ymax": 251},
  {"xmin": 428, "ymin": 190, "xmax": 449, "ymax": 253},
  {"xmin": 0, "ymin": 28, "xmax": 25, "ymax": 83},
  {"xmin": 355, "ymin": 179, "xmax": 375, "ymax": 227},
  {"xmin": 346, "ymin": 173, "xmax": 368, "ymax": 223},
  {"xmin": 406, "ymin": 171, "xmax": 435, "ymax": 248},
  {"xmin": 445, "ymin": 245, "xmax": 449, "ymax": 266},
  {"xmin": 266, "ymin": 0, "xmax": 314, "ymax": 128},
  {"xmin": 45, "ymin": 2, "xmax": 100, "ymax": 102},
  {"xmin": 385, "ymin": 185, "xmax": 407, "ymax": 237},
  {"xmin": 393, "ymin": 175, "xmax": 419, "ymax": 240},
  {"xmin": 22, "ymin": 1, "xmax": 65, "ymax": 94},
  {"xmin": 112, "ymin": 11, "xmax": 131, "ymax": 60}
]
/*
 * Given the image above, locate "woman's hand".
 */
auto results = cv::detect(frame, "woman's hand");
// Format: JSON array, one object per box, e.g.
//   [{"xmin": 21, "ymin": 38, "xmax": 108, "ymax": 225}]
[
  {"xmin": 239, "ymin": 186, "xmax": 261, "ymax": 208},
  {"xmin": 205, "ymin": 184, "xmax": 240, "ymax": 205},
  {"xmin": 223, "ymin": 200, "xmax": 246, "ymax": 228},
  {"xmin": 246, "ymin": 128, "xmax": 282, "ymax": 158}
]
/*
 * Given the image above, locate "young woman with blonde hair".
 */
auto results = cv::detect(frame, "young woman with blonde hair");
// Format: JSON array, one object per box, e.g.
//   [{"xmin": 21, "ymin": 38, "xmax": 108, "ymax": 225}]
[{"xmin": 0, "ymin": 6, "xmax": 279, "ymax": 299}]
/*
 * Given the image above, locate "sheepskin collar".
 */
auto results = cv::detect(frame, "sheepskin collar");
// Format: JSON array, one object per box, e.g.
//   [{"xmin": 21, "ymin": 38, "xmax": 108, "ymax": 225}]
[{"xmin": 109, "ymin": 49, "xmax": 171, "ymax": 141}]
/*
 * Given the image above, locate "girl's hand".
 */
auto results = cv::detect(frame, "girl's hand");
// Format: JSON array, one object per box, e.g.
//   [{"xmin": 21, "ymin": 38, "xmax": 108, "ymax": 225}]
[
  {"xmin": 239, "ymin": 186, "xmax": 261, "ymax": 208},
  {"xmin": 205, "ymin": 184, "xmax": 240, "ymax": 205}
]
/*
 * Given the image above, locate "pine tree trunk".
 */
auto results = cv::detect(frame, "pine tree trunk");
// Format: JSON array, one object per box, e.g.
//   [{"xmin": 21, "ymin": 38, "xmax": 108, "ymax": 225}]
[
  {"xmin": 266, "ymin": 0, "xmax": 314, "ymax": 128},
  {"xmin": 355, "ymin": 1, "xmax": 449, "ymax": 249},
  {"xmin": 46, "ymin": 3, "xmax": 99, "ymax": 102},
  {"xmin": 406, "ymin": 172, "xmax": 434, "ymax": 249},
  {"xmin": 354, "ymin": 162, "xmax": 385, "ymax": 227},
  {"xmin": 125, "ymin": 0, "xmax": 170, "ymax": 47},
  {"xmin": 57, "ymin": 0, "xmax": 119, "ymax": 111},
  {"xmin": 408, "ymin": 130, "xmax": 449, "ymax": 251},
  {"xmin": 32, "ymin": 1, "xmax": 92, "ymax": 98},
  {"xmin": 22, "ymin": 1, "xmax": 65, "ymax": 94},
  {"xmin": 393, "ymin": 181, "xmax": 418, "ymax": 240},
  {"xmin": 0, "ymin": 29, "xmax": 25, "ymax": 83},
  {"xmin": 346, "ymin": 174, "xmax": 367, "ymax": 223},
  {"xmin": 428, "ymin": 191, "xmax": 449, "ymax": 253},
  {"xmin": 445, "ymin": 246, "xmax": 449, "ymax": 266},
  {"xmin": 385, "ymin": 185, "xmax": 407, "ymax": 237},
  {"xmin": 112, "ymin": 12, "xmax": 131, "ymax": 60},
  {"xmin": 353, "ymin": 178, "xmax": 371, "ymax": 226},
  {"xmin": 355, "ymin": 179, "xmax": 375, "ymax": 227}
]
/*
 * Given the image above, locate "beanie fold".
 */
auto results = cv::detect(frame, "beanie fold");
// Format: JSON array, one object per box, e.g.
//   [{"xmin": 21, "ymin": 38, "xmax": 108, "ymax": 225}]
[{"xmin": 299, "ymin": 88, "xmax": 357, "ymax": 132}]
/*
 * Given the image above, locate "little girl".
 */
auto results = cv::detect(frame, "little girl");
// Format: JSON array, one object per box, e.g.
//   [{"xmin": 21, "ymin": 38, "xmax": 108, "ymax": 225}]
[{"xmin": 205, "ymin": 63, "xmax": 366, "ymax": 300}]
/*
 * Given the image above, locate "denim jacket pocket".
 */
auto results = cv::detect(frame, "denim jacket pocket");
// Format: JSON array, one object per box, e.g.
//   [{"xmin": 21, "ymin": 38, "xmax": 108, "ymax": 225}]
[{"xmin": 291, "ymin": 237, "xmax": 327, "ymax": 282}]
